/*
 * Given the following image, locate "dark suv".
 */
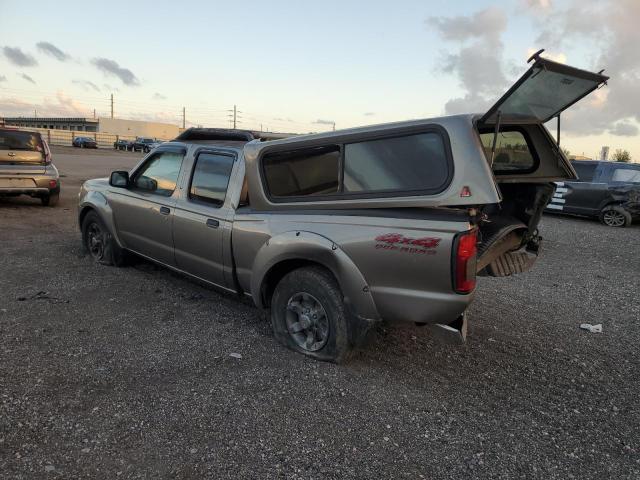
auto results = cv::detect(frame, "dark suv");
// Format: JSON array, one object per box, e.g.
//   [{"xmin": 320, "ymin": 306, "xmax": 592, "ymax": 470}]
[{"xmin": 546, "ymin": 160, "xmax": 640, "ymax": 227}]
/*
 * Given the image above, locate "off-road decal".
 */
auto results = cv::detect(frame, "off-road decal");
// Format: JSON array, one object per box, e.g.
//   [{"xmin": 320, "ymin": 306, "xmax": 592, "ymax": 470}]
[{"xmin": 374, "ymin": 233, "xmax": 441, "ymax": 255}]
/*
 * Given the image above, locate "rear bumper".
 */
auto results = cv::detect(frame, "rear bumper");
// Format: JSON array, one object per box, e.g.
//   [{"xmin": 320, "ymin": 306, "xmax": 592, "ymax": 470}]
[{"xmin": 0, "ymin": 167, "xmax": 60, "ymax": 196}]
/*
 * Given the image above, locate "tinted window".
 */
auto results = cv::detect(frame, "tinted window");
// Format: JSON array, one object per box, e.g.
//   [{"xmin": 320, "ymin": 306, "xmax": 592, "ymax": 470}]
[
  {"xmin": 480, "ymin": 130, "xmax": 536, "ymax": 172},
  {"xmin": 263, "ymin": 146, "xmax": 339, "ymax": 197},
  {"xmin": 343, "ymin": 133, "xmax": 449, "ymax": 193},
  {"xmin": 611, "ymin": 167, "xmax": 640, "ymax": 184},
  {"xmin": 190, "ymin": 153, "xmax": 235, "ymax": 205},
  {"xmin": 133, "ymin": 151, "xmax": 183, "ymax": 196},
  {"xmin": 0, "ymin": 130, "xmax": 42, "ymax": 151},
  {"xmin": 571, "ymin": 162, "xmax": 597, "ymax": 182}
]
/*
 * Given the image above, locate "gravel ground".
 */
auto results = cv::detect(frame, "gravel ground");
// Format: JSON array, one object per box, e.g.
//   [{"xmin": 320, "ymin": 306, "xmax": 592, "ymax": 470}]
[{"xmin": 1, "ymin": 147, "xmax": 639, "ymax": 479}]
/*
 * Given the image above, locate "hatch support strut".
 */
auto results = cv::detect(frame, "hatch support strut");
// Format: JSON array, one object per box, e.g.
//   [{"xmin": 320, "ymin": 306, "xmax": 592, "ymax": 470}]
[
  {"xmin": 489, "ymin": 110, "xmax": 502, "ymax": 167},
  {"xmin": 557, "ymin": 114, "xmax": 561, "ymax": 146}
]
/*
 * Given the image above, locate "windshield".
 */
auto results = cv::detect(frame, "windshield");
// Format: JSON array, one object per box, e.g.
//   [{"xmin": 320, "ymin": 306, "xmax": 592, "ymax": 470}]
[{"xmin": 0, "ymin": 130, "xmax": 42, "ymax": 151}]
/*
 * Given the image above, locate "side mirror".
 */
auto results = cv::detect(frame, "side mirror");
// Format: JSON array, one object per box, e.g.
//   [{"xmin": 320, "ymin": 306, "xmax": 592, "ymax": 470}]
[{"xmin": 109, "ymin": 170, "xmax": 129, "ymax": 187}]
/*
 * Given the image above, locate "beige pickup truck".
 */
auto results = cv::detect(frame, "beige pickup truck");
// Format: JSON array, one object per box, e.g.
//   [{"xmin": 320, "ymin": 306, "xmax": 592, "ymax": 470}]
[{"xmin": 78, "ymin": 55, "xmax": 608, "ymax": 362}]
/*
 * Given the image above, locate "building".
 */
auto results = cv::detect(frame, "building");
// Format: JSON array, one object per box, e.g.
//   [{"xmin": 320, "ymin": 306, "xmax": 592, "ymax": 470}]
[
  {"xmin": 0, "ymin": 116, "xmax": 179, "ymax": 140},
  {"xmin": 2, "ymin": 117, "xmax": 99, "ymax": 132}
]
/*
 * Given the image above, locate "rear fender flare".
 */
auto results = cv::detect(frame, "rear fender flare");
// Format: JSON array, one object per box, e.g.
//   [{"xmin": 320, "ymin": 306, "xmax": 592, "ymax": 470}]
[
  {"xmin": 251, "ymin": 231, "xmax": 380, "ymax": 322},
  {"xmin": 78, "ymin": 192, "xmax": 123, "ymax": 247}
]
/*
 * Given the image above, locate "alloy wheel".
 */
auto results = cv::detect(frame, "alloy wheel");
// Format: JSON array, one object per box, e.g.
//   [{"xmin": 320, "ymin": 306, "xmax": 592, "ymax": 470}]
[
  {"xmin": 86, "ymin": 222, "xmax": 106, "ymax": 260},
  {"xmin": 603, "ymin": 210, "xmax": 626, "ymax": 227},
  {"xmin": 285, "ymin": 292, "xmax": 330, "ymax": 352}
]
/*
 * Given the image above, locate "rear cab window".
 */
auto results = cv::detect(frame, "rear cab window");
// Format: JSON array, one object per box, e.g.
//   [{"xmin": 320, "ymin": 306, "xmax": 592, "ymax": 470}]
[
  {"xmin": 262, "ymin": 129, "xmax": 453, "ymax": 200},
  {"xmin": 479, "ymin": 129, "xmax": 538, "ymax": 174},
  {"xmin": 0, "ymin": 130, "xmax": 43, "ymax": 152},
  {"xmin": 610, "ymin": 166, "xmax": 640, "ymax": 184}
]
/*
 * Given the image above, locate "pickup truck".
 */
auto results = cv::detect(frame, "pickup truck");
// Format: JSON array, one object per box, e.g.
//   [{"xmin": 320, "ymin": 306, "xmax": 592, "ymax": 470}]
[
  {"xmin": 78, "ymin": 55, "xmax": 608, "ymax": 362},
  {"xmin": 546, "ymin": 160, "xmax": 640, "ymax": 227}
]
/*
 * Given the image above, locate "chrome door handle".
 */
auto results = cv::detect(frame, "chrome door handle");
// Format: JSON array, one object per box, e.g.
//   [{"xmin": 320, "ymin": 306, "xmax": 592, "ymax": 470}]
[
  {"xmin": 206, "ymin": 218, "xmax": 219, "ymax": 228},
  {"xmin": 159, "ymin": 206, "xmax": 170, "ymax": 215}
]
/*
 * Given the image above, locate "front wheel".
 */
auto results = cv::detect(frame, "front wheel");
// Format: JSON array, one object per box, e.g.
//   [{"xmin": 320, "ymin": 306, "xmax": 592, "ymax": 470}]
[
  {"xmin": 599, "ymin": 205, "xmax": 631, "ymax": 227},
  {"xmin": 81, "ymin": 211, "xmax": 127, "ymax": 266},
  {"xmin": 270, "ymin": 267, "xmax": 351, "ymax": 363}
]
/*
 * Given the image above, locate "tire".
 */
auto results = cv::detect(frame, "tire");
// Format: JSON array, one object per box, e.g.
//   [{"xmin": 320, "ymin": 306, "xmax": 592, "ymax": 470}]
[
  {"xmin": 41, "ymin": 192, "xmax": 59, "ymax": 207},
  {"xmin": 599, "ymin": 205, "xmax": 631, "ymax": 227},
  {"xmin": 81, "ymin": 211, "xmax": 127, "ymax": 266},
  {"xmin": 270, "ymin": 266, "xmax": 351, "ymax": 363}
]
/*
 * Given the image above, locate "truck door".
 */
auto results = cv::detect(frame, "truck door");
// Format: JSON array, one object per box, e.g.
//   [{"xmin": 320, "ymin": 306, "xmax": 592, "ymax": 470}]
[
  {"xmin": 109, "ymin": 147, "xmax": 185, "ymax": 265},
  {"xmin": 173, "ymin": 150, "xmax": 236, "ymax": 286}
]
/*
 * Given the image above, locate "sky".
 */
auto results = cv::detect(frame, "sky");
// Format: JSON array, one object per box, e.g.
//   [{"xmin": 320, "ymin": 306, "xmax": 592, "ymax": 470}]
[{"xmin": 0, "ymin": 0, "xmax": 639, "ymax": 161}]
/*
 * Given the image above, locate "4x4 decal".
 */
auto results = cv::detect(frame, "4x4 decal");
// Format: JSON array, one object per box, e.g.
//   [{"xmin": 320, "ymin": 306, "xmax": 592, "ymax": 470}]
[{"xmin": 375, "ymin": 233, "xmax": 441, "ymax": 255}]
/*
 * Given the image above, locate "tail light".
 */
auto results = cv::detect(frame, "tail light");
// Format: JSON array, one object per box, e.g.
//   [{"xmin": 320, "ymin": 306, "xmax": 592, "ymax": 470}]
[{"xmin": 452, "ymin": 228, "xmax": 478, "ymax": 294}]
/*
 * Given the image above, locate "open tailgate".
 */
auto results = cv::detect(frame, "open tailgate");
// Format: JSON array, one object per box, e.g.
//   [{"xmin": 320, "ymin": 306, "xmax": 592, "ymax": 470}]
[{"xmin": 480, "ymin": 54, "xmax": 609, "ymax": 124}]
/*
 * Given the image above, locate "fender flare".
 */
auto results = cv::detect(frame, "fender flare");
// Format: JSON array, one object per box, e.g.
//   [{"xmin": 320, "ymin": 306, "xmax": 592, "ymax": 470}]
[
  {"xmin": 78, "ymin": 192, "xmax": 124, "ymax": 247},
  {"xmin": 250, "ymin": 230, "xmax": 380, "ymax": 322}
]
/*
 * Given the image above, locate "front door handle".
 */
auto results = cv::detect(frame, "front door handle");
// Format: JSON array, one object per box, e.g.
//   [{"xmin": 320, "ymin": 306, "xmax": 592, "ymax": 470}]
[
  {"xmin": 159, "ymin": 206, "xmax": 171, "ymax": 215},
  {"xmin": 206, "ymin": 218, "xmax": 219, "ymax": 228}
]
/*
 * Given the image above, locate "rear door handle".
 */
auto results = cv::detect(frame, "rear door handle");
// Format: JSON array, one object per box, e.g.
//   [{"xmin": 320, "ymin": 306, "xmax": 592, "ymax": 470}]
[
  {"xmin": 206, "ymin": 218, "xmax": 219, "ymax": 228},
  {"xmin": 159, "ymin": 206, "xmax": 171, "ymax": 215}
]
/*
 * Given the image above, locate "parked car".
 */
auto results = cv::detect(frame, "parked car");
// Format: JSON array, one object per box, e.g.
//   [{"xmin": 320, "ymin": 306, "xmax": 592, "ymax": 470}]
[
  {"xmin": 78, "ymin": 56, "xmax": 608, "ymax": 362},
  {"xmin": 546, "ymin": 160, "xmax": 640, "ymax": 227},
  {"xmin": 72, "ymin": 136, "xmax": 98, "ymax": 149},
  {"xmin": 114, "ymin": 139, "xmax": 131, "ymax": 151},
  {"xmin": 0, "ymin": 127, "xmax": 60, "ymax": 206},
  {"xmin": 130, "ymin": 137, "xmax": 161, "ymax": 153}
]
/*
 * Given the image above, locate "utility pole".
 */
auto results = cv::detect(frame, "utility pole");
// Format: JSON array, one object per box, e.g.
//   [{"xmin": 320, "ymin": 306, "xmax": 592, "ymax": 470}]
[
  {"xmin": 227, "ymin": 104, "xmax": 241, "ymax": 129},
  {"xmin": 182, "ymin": 107, "xmax": 186, "ymax": 129},
  {"xmin": 110, "ymin": 94, "xmax": 114, "ymax": 119},
  {"xmin": 332, "ymin": 121, "xmax": 336, "ymax": 131},
  {"xmin": 34, "ymin": 109, "xmax": 37, "ymax": 118},
  {"xmin": 93, "ymin": 109, "xmax": 96, "ymax": 119}
]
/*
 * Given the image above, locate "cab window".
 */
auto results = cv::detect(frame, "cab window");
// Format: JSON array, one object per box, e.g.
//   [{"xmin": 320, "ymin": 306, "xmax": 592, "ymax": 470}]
[
  {"xmin": 132, "ymin": 150, "xmax": 184, "ymax": 196},
  {"xmin": 480, "ymin": 129, "xmax": 537, "ymax": 173},
  {"xmin": 611, "ymin": 166, "xmax": 640, "ymax": 184},
  {"xmin": 189, "ymin": 152, "xmax": 235, "ymax": 206}
]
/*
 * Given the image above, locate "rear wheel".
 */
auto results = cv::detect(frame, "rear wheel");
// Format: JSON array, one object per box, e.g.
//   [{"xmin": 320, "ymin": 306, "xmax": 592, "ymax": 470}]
[
  {"xmin": 599, "ymin": 205, "xmax": 631, "ymax": 227},
  {"xmin": 41, "ymin": 192, "xmax": 59, "ymax": 207},
  {"xmin": 270, "ymin": 267, "xmax": 351, "ymax": 363},
  {"xmin": 81, "ymin": 211, "xmax": 127, "ymax": 266}
]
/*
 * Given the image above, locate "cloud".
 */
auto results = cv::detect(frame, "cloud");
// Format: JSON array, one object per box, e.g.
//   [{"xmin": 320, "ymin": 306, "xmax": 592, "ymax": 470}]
[
  {"xmin": 0, "ymin": 75, "xmax": 7, "ymax": 83},
  {"xmin": 20, "ymin": 73, "xmax": 36, "ymax": 84},
  {"xmin": 152, "ymin": 92, "xmax": 167, "ymax": 100},
  {"xmin": 36, "ymin": 41, "xmax": 71, "ymax": 62},
  {"xmin": 522, "ymin": 0, "xmax": 552, "ymax": 10},
  {"xmin": 0, "ymin": 91, "xmax": 92, "ymax": 117},
  {"xmin": 609, "ymin": 121, "xmax": 639, "ymax": 137},
  {"xmin": 91, "ymin": 57, "xmax": 139, "ymax": 86},
  {"xmin": 363, "ymin": 112, "xmax": 375, "ymax": 116},
  {"xmin": 72, "ymin": 79, "xmax": 100, "ymax": 92},
  {"xmin": 2, "ymin": 47, "xmax": 37, "ymax": 67},
  {"xmin": 313, "ymin": 119, "xmax": 335, "ymax": 125},
  {"xmin": 427, "ymin": 8, "xmax": 509, "ymax": 115}
]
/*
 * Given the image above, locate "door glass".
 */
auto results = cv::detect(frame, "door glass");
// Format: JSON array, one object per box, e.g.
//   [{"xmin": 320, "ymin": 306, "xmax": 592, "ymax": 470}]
[
  {"xmin": 133, "ymin": 151, "xmax": 184, "ymax": 196},
  {"xmin": 611, "ymin": 167, "xmax": 640, "ymax": 184},
  {"xmin": 571, "ymin": 162, "xmax": 597, "ymax": 182},
  {"xmin": 189, "ymin": 153, "xmax": 235, "ymax": 205}
]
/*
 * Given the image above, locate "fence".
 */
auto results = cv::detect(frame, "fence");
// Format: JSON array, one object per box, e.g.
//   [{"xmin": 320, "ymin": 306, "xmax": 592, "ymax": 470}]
[{"xmin": 18, "ymin": 127, "xmax": 169, "ymax": 149}]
